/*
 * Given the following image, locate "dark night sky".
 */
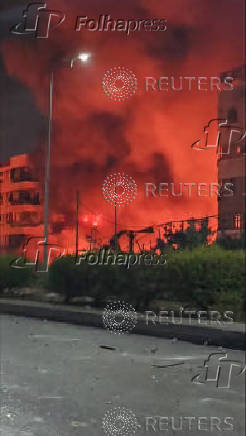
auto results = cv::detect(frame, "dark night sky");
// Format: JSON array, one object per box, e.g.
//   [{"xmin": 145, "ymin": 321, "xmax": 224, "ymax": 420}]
[{"xmin": 0, "ymin": 0, "xmax": 46, "ymax": 163}]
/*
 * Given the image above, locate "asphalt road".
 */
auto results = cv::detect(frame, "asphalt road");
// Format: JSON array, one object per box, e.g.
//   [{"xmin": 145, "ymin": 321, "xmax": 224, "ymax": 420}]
[{"xmin": 0, "ymin": 315, "xmax": 245, "ymax": 436}]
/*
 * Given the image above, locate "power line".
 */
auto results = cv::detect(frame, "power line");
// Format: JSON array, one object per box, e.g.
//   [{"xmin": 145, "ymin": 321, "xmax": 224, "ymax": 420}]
[{"xmin": 81, "ymin": 201, "xmax": 219, "ymax": 230}]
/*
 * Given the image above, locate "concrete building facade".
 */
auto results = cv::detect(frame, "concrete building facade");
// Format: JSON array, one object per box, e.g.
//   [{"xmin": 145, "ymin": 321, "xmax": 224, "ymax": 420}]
[
  {"xmin": 218, "ymin": 66, "xmax": 245, "ymax": 239},
  {"xmin": 0, "ymin": 154, "xmax": 43, "ymax": 252}
]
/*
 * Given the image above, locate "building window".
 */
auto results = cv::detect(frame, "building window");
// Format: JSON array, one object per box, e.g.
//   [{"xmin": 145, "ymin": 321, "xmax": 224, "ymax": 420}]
[
  {"xmin": 18, "ymin": 211, "xmax": 40, "ymax": 225},
  {"xmin": 9, "ymin": 190, "xmax": 40, "ymax": 205},
  {"xmin": 227, "ymin": 107, "xmax": 238, "ymax": 123},
  {"xmin": 6, "ymin": 213, "xmax": 14, "ymax": 224},
  {"xmin": 10, "ymin": 167, "xmax": 34, "ymax": 183},
  {"xmin": 233, "ymin": 213, "xmax": 241, "ymax": 229}
]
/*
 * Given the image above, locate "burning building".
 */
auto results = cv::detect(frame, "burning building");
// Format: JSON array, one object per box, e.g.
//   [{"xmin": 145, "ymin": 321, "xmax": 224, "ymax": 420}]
[
  {"xmin": 0, "ymin": 0, "xmax": 245, "ymax": 252},
  {"xmin": 217, "ymin": 66, "xmax": 246, "ymax": 240},
  {"xmin": 0, "ymin": 153, "xmax": 43, "ymax": 252}
]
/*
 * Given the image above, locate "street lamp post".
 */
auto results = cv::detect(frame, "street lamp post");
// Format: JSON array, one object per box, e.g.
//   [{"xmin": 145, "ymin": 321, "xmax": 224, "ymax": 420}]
[
  {"xmin": 43, "ymin": 52, "xmax": 91, "ymax": 269},
  {"xmin": 43, "ymin": 71, "xmax": 53, "ymax": 270}
]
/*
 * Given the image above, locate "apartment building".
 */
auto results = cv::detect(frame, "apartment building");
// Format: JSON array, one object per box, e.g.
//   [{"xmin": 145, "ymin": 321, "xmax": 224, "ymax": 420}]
[
  {"xmin": 0, "ymin": 153, "xmax": 43, "ymax": 251},
  {"xmin": 218, "ymin": 66, "xmax": 246, "ymax": 239}
]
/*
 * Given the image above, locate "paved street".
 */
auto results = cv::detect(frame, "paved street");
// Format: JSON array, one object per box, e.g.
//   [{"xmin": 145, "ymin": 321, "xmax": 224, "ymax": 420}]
[{"xmin": 0, "ymin": 315, "xmax": 245, "ymax": 436}]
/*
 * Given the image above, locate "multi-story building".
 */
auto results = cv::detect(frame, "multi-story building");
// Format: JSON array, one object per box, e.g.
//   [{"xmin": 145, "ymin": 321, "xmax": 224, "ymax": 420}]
[
  {"xmin": 0, "ymin": 153, "xmax": 43, "ymax": 252},
  {"xmin": 218, "ymin": 66, "xmax": 245, "ymax": 239}
]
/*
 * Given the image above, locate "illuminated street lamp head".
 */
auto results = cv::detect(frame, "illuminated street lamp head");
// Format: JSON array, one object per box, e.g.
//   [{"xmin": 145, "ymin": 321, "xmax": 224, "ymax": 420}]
[
  {"xmin": 78, "ymin": 52, "xmax": 91, "ymax": 62},
  {"xmin": 71, "ymin": 52, "xmax": 91, "ymax": 68}
]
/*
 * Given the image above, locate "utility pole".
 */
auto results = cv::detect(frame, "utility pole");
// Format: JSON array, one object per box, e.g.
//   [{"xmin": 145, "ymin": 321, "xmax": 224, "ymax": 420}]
[
  {"xmin": 114, "ymin": 181, "xmax": 118, "ymax": 252},
  {"xmin": 43, "ymin": 71, "xmax": 53, "ymax": 270},
  {"xmin": 114, "ymin": 201, "xmax": 117, "ymax": 251},
  {"xmin": 75, "ymin": 190, "xmax": 80, "ymax": 260},
  {"xmin": 42, "ymin": 53, "xmax": 91, "ymax": 270},
  {"xmin": 129, "ymin": 231, "xmax": 134, "ymax": 253}
]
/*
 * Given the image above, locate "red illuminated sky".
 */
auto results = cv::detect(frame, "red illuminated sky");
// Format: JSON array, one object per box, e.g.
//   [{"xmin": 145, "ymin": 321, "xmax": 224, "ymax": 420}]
[{"xmin": 0, "ymin": 0, "xmax": 245, "ymax": 249}]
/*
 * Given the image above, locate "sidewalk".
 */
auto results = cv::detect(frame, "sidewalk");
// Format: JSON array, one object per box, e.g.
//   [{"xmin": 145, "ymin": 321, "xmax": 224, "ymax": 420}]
[{"xmin": 0, "ymin": 298, "xmax": 245, "ymax": 350}]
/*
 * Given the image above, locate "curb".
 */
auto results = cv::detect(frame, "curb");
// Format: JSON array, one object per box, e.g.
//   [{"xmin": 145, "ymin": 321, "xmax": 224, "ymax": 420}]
[{"xmin": 0, "ymin": 299, "xmax": 245, "ymax": 350}]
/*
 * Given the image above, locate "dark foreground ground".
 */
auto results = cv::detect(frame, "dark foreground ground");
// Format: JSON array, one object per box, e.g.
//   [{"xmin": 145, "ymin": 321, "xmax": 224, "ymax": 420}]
[{"xmin": 0, "ymin": 315, "xmax": 245, "ymax": 436}]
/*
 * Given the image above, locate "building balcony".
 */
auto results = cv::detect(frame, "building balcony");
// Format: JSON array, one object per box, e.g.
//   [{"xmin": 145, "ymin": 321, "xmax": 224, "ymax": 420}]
[
  {"xmin": 9, "ymin": 199, "xmax": 40, "ymax": 206},
  {"xmin": 10, "ymin": 167, "xmax": 38, "ymax": 183},
  {"xmin": 8, "ymin": 191, "xmax": 40, "ymax": 206}
]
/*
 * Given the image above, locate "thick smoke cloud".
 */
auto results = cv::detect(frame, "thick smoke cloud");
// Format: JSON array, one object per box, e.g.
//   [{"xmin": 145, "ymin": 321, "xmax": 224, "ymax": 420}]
[{"xmin": 0, "ymin": 0, "xmax": 244, "ymax": 248}]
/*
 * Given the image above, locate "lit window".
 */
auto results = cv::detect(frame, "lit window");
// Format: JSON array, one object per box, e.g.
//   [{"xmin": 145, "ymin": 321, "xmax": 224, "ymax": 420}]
[
  {"xmin": 236, "ymin": 145, "xmax": 241, "ymax": 153},
  {"xmin": 233, "ymin": 213, "xmax": 241, "ymax": 229}
]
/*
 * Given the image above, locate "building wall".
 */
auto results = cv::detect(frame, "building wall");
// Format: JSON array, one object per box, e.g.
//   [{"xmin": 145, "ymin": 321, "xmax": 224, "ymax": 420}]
[
  {"xmin": 218, "ymin": 66, "xmax": 245, "ymax": 239},
  {"xmin": 0, "ymin": 154, "xmax": 43, "ymax": 251}
]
